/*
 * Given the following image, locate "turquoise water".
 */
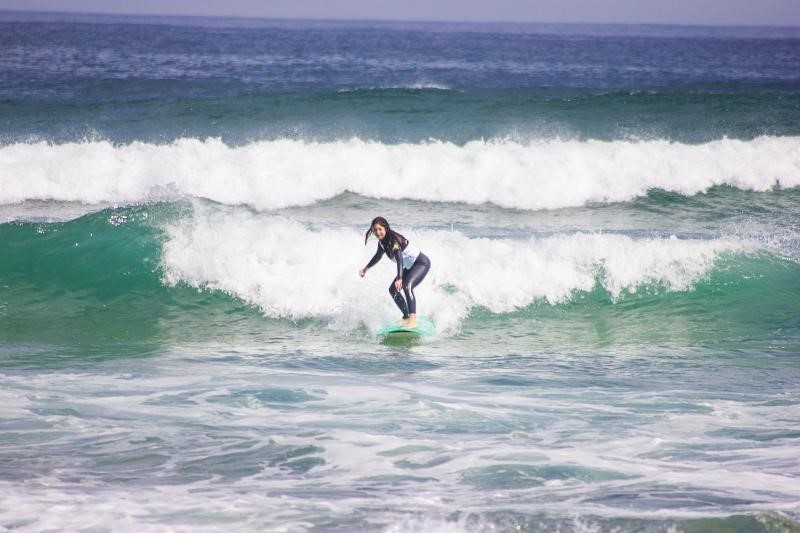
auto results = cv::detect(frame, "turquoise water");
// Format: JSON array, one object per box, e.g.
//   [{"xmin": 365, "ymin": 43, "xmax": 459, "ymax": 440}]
[{"xmin": 1, "ymin": 12, "xmax": 800, "ymax": 532}]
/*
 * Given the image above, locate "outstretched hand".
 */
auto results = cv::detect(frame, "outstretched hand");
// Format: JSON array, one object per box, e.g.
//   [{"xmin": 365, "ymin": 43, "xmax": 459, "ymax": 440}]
[{"xmin": 359, "ymin": 268, "xmax": 367, "ymax": 278}]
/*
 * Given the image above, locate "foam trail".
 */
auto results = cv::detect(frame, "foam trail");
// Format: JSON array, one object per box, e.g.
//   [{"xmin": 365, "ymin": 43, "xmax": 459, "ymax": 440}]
[
  {"xmin": 162, "ymin": 205, "xmax": 751, "ymax": 332},
  {"xmin": 1, "ymin": 136, "xmax": 798, "ymax": 210}
]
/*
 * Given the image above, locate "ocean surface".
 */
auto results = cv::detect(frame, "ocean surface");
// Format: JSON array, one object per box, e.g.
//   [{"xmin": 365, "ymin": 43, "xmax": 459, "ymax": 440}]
[{"xmin": 1, "ymin": 11, "xmax": 800, "ymax": 532}]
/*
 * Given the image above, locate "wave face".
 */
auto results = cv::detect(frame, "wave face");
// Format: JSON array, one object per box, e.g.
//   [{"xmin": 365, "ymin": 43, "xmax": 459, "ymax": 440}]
[
  {"xmin": 2, "ymin": 202, "xmax": 798, "ymax": 347},
  {"xmin": 159, "ymin": 202, "xmax": 800, "ymax": 344},
  {"xmin": 162, "ymin": 204, "xmax": 748, "ymax": 326},
  {"xmin": 2, "ymin": 136, "xmax": 799, "ymax": 211}
]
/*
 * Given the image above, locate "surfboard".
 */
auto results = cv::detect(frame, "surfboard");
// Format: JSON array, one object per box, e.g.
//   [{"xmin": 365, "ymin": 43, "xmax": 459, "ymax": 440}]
[{"xmin": 378, "ymin": 316, "xmax": 436, "ymax": 339}]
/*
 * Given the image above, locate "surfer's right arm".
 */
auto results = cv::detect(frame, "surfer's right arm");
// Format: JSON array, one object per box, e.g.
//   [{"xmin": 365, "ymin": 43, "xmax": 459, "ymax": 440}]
[{"xmin": 360, "ymin": 245, "xmax": 383, "ymax": 277}]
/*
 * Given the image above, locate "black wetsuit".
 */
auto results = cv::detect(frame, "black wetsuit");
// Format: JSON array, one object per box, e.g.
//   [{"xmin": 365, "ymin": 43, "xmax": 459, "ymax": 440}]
[{"xmin": 365, "ymin": 234, "xmax": 431, "ymax": 319}]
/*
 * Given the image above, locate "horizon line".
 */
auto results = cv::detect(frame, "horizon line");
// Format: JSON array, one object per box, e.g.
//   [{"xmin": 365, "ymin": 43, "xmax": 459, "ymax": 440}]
[{"xmin": 2, "ymin": 8, "xmax": 799, "ymax": 30}]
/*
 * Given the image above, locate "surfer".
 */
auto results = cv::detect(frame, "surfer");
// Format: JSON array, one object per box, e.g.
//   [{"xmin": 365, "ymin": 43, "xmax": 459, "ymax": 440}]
[{"xmin": 359, "ymin": 216, "xmax": 431, "ymax": 329}]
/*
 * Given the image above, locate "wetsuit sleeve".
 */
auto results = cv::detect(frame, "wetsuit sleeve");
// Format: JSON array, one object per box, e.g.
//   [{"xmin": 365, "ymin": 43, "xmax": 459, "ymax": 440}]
[
  {"xmin": 390, "ymin": 241, "xmax": 403, "ymax": 280},
  {"xmin": 365, "ymin": 245, "xmax": 383, "ymax": 270}
]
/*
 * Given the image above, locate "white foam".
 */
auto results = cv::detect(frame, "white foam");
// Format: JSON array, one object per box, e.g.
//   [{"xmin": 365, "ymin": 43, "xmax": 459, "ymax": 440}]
[
  {"xmin": 1, "ymin": 135, "xmax": 798, "ymax": 210},
  {"xmin": 337, "ymin": 82, "xmax": 453, "ymax": 92},
  {"xmin": 3, "ymin": 356, "xmax": 799, "ymax": 529},
  {"xmin": 162, "ymin": 204, "xmax": 750, "ymax": 332},
  {"xmin": 383, "ymin": 515, "xmax": 479, "ymax": 533}
]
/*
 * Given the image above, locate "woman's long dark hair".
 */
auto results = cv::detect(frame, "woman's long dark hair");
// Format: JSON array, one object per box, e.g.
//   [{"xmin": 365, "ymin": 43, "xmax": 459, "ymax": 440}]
[{"xmin": 364, "ymin": 216, "xmax": 406, "ymax": 246}]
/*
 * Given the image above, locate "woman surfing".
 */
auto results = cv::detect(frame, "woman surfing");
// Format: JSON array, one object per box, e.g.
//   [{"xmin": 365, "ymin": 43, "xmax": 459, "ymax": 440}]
[{"xmin": 359, "ymin": 217, "xmax": 431, "ymax": 329}]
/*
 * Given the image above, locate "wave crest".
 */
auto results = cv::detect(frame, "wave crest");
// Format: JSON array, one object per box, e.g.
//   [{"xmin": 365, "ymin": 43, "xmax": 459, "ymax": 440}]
[{"xmin": 1, "ymin": 136, "xmax": 798, "ymax": 211}]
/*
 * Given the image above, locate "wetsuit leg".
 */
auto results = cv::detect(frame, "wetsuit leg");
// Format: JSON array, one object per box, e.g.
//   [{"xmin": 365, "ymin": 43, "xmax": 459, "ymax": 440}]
[
  {"xmin": 401, "ymin": 253, "xmax": 431, "ymax": 315},
  {"xmin": 389, "ymin": 281, "xmax": 410, "ymax": 319}
]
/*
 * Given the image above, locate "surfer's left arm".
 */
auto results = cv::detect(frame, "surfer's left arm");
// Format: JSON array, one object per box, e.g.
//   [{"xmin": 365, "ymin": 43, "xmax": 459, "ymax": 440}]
[{"xmin": 391, "ymin": 241, "xmax": 403, "ymax": 290}]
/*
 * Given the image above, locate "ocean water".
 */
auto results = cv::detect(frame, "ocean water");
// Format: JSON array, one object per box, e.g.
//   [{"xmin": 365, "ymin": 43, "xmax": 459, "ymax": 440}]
[{"xmin": 1, "ymin": 11, "xmax": 800, "ymax": 532}]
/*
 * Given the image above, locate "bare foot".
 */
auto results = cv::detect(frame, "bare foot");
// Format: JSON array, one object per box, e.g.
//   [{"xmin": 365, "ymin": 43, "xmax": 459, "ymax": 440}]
[{"xmin": 403, "ymin": 317, "xmax": 418, "ymax": 329}]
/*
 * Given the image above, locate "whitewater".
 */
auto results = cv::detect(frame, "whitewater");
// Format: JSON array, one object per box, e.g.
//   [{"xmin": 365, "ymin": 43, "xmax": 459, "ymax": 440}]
[
  {"xmin": 2, "ymin": 136, "xmax": 799, "ymax": 210},
  {"xmin": 161, "ymin": 203, "xmax": 755, "ymax": 332}
]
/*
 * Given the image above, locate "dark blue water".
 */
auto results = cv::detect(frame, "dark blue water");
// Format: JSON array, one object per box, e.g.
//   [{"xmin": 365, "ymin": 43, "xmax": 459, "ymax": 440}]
[{"xmin": 2, "ymin": 11, "xmax": 800, "ymax": 144}]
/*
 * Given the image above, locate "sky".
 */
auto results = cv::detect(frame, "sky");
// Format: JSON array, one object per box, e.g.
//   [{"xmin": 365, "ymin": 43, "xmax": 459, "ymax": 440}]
[{"xmin": 1, "ymin": 0, "xmax": 799, "ymax": 26}]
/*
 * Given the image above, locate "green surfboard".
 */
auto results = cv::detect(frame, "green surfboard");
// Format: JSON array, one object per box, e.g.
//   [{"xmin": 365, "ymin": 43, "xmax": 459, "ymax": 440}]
[{"xmin": 378, "ymin": 316, "xmax": 436, "ymax": 341}]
